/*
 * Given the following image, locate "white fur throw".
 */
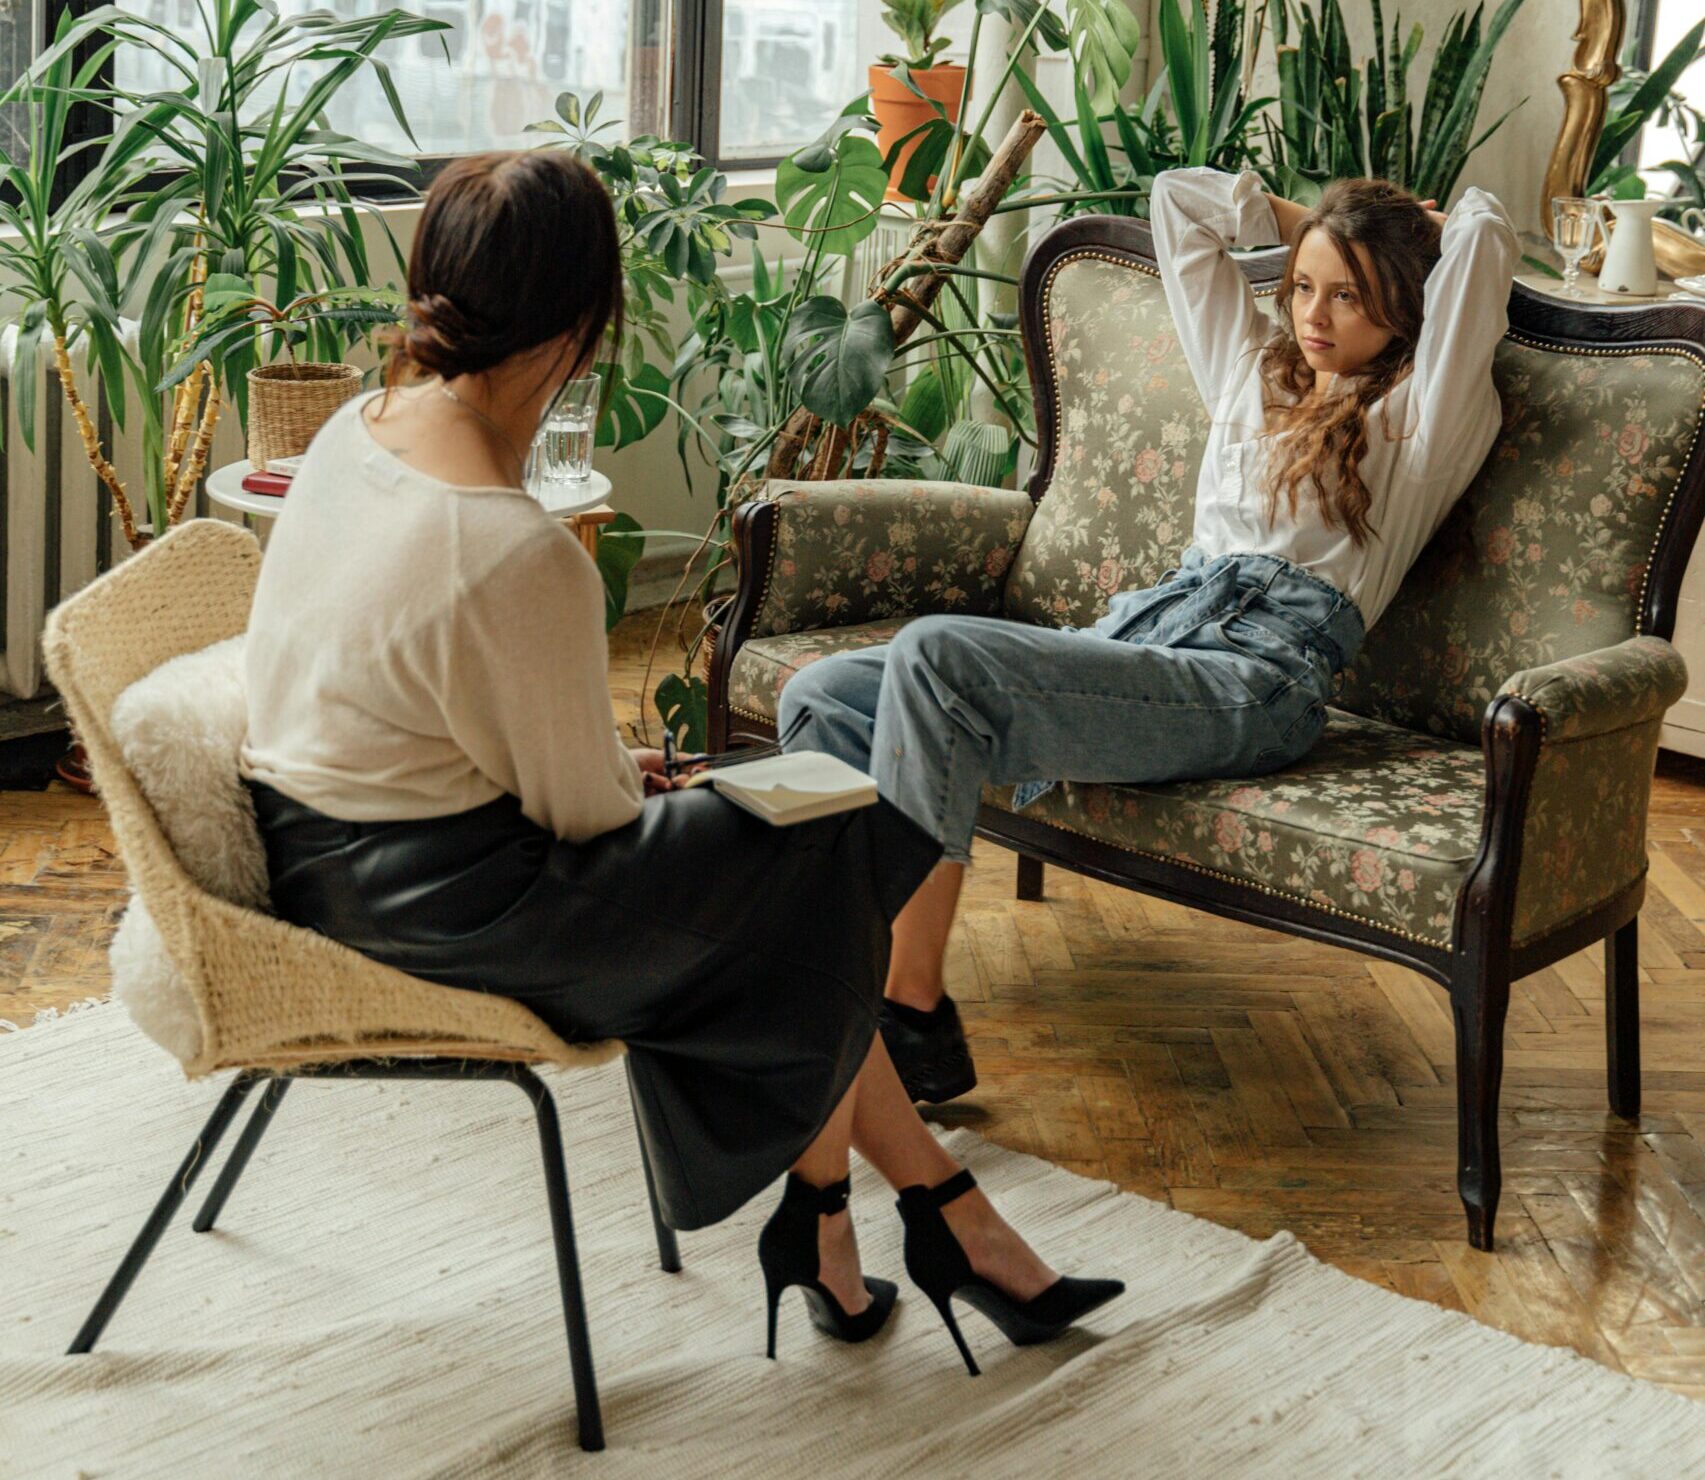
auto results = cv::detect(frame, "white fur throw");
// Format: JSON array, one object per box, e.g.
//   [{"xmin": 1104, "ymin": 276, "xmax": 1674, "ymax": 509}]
[{"xmin": 107, "ymin": 634, "xmax": 269, "ymax": 1064}]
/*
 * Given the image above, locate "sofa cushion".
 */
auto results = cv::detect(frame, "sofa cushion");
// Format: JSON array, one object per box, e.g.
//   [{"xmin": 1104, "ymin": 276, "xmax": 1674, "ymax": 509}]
[
  {"xmin": 730, "ymin": 620, "xmax": 1480, "ymax": 948},
  {"xmin": 1004, "ymin": 256, "xmax": 1259, "ymax": 629},
  {"xmin": 1340, "ymin": 341, "xmax": 1705, "ymax": 743},
  {"xmin": 726, "ymin": 619, "xmax": 913, "ymax": 729},
  {"xmin": 984, "ymin": 707, "xmax": 1483, "ymax": 949}
]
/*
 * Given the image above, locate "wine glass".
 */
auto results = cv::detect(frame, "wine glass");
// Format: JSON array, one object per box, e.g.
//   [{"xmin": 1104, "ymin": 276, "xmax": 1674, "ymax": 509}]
[{"xmin": 1550, "ymin": 196, "xmax": 1600, "ymax": 299}]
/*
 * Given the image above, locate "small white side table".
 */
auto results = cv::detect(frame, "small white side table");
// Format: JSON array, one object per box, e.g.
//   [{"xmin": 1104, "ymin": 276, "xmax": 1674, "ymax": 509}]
[{"xmin": 205, "ymin": 460, "xmax": 617, "ymax": 558}]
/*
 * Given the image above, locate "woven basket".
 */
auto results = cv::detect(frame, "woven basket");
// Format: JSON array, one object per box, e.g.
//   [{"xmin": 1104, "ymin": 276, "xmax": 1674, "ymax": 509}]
[{"xmin": 246, "ymin": 362, "xmax": 362, "ymax": 470}]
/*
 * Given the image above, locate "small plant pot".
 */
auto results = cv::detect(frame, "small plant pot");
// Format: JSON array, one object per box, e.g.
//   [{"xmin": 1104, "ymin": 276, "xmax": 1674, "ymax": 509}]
[
  {"xmin": 869, "ymin": 62, "xmax": 966, "ymax": 205},
  {"xmin": 247, "ymin": 362, "xmax": 362, "ymax": 470}
]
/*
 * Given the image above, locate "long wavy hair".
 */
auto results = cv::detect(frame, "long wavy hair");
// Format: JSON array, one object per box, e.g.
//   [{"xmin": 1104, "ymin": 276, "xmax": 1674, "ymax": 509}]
[{"xmin": 1253, "ymin": 177, "xmax": 1443, "ymax": 547}]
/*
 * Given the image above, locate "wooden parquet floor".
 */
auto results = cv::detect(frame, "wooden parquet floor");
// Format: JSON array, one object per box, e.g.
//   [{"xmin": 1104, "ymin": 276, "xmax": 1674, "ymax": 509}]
[{"xmin": 8, "ymin": 609, "xmax": 1705, "ymax": 1399}]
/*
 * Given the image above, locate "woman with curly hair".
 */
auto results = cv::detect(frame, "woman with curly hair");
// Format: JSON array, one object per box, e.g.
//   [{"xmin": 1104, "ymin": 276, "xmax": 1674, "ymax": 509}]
[{"xmin": 780, "ymin": 167, "xmax": 1521, "ymax": 1105}]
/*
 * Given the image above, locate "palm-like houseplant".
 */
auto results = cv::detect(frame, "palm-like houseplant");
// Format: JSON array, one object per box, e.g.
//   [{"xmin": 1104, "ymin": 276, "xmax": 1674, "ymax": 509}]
[{"xmin": 8, "ymin": 0, "xmax": 444, "ymax": 547}]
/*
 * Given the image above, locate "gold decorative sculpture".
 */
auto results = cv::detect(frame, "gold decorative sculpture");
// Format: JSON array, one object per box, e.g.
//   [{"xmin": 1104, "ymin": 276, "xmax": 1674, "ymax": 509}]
[{"xmin": 1547, "ymin": 0, "xmax": 1705, "ymax": 283}]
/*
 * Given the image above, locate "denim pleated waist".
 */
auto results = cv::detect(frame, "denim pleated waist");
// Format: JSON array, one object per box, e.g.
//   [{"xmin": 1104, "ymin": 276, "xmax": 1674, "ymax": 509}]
[{"xmin": 1093, "ymin": 546, "xmax": 1366, "ymax": 676}]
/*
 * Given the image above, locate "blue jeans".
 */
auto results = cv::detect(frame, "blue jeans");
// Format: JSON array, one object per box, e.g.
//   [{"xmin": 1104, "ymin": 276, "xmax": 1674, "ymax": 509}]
[{"xmin": 776, "ymin": 547, "xmax": 1366, "ymax": 865}]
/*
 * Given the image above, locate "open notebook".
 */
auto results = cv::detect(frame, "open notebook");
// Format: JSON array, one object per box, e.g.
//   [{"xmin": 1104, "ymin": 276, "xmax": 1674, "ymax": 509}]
[{"xmin": 681, "ymin": 749, "xmax": 877, "ymax": 826}]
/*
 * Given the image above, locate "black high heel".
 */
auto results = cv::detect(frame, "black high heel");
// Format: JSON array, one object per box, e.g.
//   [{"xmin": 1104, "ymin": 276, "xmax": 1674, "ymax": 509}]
[
  {"xmin": 759, "ymin": 1172, "xmax": 898, "ymax": 1358},
  {"xmin": 896, "ymin": 1168, "xmax": 1124, "ymax": 1376}
]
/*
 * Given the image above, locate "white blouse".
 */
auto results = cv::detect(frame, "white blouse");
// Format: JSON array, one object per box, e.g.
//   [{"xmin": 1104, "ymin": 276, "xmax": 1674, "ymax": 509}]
[
  {"xmin": 1146, "ymin": 166, "xmax": 1521, "ymax": 627},
  {"xmin": 240, "ymin": 390, "xmax": 645, "ymax": 841}
]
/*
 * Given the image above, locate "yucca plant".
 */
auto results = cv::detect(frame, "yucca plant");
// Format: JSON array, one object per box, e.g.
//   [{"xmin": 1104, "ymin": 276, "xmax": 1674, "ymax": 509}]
[
  {"xmin": 9, "ymin": 0, "xmax": 444, "ymax": 546},
  {"xmin": 1587, "ymin": 19, "xmax": 1705, "ymax": 208},
  {"xmin": 1259, "ymin": 0, "xmax": 1527, "ymax": 204},
  {"xmin": 0, "ymin": 15, "xmax": 152, "ymax": 545}
]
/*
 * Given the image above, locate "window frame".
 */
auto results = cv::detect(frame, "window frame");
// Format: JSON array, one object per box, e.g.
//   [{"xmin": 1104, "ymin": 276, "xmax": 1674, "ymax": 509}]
[
  {"xmin": 30, "ymin": 0, "xmax": 817, "ymax": 207},
  {"xmin": 1628, "ymin": 0, "xmax": 1705, "ymax": 191}
]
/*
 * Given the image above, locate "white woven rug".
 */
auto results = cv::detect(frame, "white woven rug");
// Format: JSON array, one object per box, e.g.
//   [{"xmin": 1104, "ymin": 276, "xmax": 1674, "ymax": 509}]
[{"xmin": 5, "ymin": 1005, "xmax": 1704, "ymax": 1479}]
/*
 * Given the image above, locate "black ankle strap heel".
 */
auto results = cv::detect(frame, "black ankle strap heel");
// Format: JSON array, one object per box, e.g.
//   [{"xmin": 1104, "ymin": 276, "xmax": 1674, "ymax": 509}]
[
  {"xmin": 895, "ymin": 1169, "xmax": 1124, "ymax": 1376},
  {"xmin": 758, "ymin": 1173, "xmax": 897, "ymax": 1359}
]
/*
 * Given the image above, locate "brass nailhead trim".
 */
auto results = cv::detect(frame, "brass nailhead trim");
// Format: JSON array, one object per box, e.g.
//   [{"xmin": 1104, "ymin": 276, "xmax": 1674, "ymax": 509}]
[{"xmin": 999, "ymin": 802, "xmax": 1454, "ymax": 951}]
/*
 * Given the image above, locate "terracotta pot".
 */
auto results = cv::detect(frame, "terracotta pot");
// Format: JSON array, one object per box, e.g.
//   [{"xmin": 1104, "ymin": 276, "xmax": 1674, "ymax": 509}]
[{"xmin": 869, "ymin": 62, "xmax": 966, "ymax": 206}]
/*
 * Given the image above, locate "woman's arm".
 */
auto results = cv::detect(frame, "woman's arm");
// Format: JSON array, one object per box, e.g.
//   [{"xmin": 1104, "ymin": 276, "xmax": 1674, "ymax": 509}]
[
  {"xmin": 1263, "ymin": 191, "xmax": 1312, "ymax": 248},
  {"xmin": 1148, "ymin": 167, "xmax": 1287, "ymax": 420},
  {"xmin": 1401, "ymin": 187, "xmax": 1521, "ymax": 456},
  {"xmin": 445, "ymin": 527, "xmax": 645, "ymax": 841}
]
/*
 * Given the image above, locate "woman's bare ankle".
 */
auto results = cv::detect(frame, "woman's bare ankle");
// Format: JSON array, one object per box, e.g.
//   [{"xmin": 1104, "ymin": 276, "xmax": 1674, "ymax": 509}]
[
  {"xmin": 816, "ymin": 1208, "xmax": 871, "ymax": 1315},
  {"xmin": 939, "ymin": 1188, "xmax": 1058, "ymax": 1303}
]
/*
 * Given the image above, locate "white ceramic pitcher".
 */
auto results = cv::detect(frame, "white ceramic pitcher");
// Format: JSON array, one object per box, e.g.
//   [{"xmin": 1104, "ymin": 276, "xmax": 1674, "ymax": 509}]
[{"xmin": 1591, "ymin": 198, "xmax": 1666, "ymax": 295}]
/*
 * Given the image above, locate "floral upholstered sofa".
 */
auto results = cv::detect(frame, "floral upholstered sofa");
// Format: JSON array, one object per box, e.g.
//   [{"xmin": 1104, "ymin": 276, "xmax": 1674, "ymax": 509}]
[{"xmin": 708, "ymin": 213, "xmax": 1705, "ymax": 1250}]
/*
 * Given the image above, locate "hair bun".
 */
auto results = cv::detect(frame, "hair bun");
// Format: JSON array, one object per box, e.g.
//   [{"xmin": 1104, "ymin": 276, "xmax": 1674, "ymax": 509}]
[{"xmin": 404, "ymin": 292, "xmax": 506, "ymax": 379}]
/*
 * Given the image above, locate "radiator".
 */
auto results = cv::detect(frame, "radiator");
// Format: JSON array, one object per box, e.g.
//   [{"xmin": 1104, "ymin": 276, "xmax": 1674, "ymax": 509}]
[{"xmin": 1, "ymin": 330, "xmax": 246, "ymax": 699}]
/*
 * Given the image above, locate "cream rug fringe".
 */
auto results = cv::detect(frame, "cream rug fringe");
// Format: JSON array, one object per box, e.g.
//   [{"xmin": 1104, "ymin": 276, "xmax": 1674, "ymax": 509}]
[{"xmin": 4, "ymin": 1005, "xmax": 1703, "ymax": 1478}]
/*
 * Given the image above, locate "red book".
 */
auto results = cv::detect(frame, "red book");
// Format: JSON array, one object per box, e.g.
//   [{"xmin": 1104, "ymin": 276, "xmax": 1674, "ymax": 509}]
[{"xmin": 241, "ymin": 469, "xmax": 293, "ymax": 497}]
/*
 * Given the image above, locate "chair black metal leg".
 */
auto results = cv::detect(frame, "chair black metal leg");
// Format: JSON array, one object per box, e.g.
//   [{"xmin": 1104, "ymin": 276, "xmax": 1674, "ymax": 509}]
[
  {"xmin": 1607, "ymin": 917, "xmax": 1641, "ymax": 1119},
  {"xmin": 516, "ymin": 1067, "xmax": 605, "ymax": 1454},
  {"xmin": 194, "ymin": 1077, "xmax": 291, "ymax": 1232},
  {"xmin": 626, "ymin": 1073, "xmax": 681, "ymax": 1274},
  {"xmin": 68, "ymin": 1073, "xmax": 265, "ymax": 1354}
]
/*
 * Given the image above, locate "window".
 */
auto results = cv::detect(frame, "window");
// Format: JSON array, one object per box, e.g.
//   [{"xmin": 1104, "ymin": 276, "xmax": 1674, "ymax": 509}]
[
  {"xmin": 714, "ymin": 0, "xmax": 861, "ymax": 164},
  {"xmin": 100, "ymin": 1, "xmax": 866, "ymax": 178},
  {"xmin": 112, "ymin": 1, "xmax": 670, "ymax": 156},
  {"xmin": 1631, "ymin": 0, "xmax": 1705, "ymax": 196},
  {"xmin": 0, "ymin": 1, "xmax": 40, "ymax": 163}
]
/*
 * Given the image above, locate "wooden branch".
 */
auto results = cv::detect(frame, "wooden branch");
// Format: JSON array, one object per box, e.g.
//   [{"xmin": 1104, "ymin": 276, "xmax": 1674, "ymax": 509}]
[{"xmin": 763, "ymin": 108, "xmax": 1048, "ymax": 483}]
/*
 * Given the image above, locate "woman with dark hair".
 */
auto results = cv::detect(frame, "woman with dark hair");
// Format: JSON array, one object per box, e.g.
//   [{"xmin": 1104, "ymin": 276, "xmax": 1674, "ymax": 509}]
[
  {"xmin": 780, "ymin": 168, "xmax": 1521, "ymax": 1105},
  {"xmin": 239, "ymin": 150, "xmax": 1120, "ymax": 1376}
]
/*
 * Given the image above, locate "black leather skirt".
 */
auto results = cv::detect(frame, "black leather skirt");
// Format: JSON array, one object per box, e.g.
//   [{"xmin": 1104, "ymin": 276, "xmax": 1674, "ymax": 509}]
[{"xmin": 246, "ymin": 779, "xmax": 942, "ymax": 1230}]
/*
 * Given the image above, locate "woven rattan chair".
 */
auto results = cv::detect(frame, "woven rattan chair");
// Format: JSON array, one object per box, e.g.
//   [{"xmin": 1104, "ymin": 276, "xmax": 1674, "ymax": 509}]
[{"xmin": 42, "ymin": 518, "xmax": 679, "ymax": 1453}]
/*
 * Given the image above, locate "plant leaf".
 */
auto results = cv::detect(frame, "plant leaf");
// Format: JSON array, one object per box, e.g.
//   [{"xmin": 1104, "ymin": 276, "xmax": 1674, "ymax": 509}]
[
  {"xmin": 782, "ymin": 296, "xmax": 895, "ymax": 428},
  {"xmin": 594, "ymin": 510, "xmax": 644, "ymax": 631},
  {"xmin": 775, "ymin": 134, "xmax": 887, "ymax": 257}
]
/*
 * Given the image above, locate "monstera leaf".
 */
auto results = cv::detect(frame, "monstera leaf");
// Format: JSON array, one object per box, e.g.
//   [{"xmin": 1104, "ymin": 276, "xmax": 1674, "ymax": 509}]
[
  {"xmin": 595, "ymin": 360, "xmax": 671, "ymax": 450},
  {"xmin": 1071, "ymin": 0, "xmax": 1144, "ymax": 115},
  {"xmin": 593, "ymin": 512, "xmax": 645, "ymax": 631},
  {"xmin": 782, "ymin": 297, "xmax": 896, "ymax": 428},
  {"xmin": 775, "ymin": 134, "xmax": 888, "ymax": 257}
]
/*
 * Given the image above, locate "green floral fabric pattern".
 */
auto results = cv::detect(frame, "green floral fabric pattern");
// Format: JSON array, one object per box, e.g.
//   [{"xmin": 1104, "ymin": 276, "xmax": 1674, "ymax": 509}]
[
  {"xmin": 1500, "ymin": 637, "xmax": 1686, "ymax": 944},
  {"xmin": 1003, "ymin": 257, "xmax": 1265, "ymax": 628},
  {"xmin": 984, "ymin": 707, "xmax": 1483, "ymax": 947},
  {"xmin": 726, "ymin": 619, "xmax": 913, "ymax": 725},
  {"xmin": 1340, "ymin": 344, "xmax": 1705, "ymax": 743},
  {"xmin": 745, "ymin": 480, "xmax": 1033, "ymax": 639},
  {"xmin": 1513, "ymin": 717, "xmax": 1665, "ymax": 946},
  {"xmin": 1499, "ymin": 634, "xmax": 1687, "ymax": 742}
]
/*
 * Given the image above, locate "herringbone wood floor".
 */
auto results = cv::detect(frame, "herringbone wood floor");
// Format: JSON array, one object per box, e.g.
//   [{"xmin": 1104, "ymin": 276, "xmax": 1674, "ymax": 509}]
[{"xmin": 8, "ymin": 610, "xmax": 1705, "ymax": 1399}]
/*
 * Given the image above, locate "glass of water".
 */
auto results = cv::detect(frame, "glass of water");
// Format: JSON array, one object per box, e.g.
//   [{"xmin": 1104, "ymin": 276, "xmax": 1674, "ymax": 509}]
[
  {"xmin": 529, "ymin": 372, "xmax": 600, "ymax": 491},
  {"xmin": 1549, "ymin": 197, "xmax": 1600, "ymax": 299}
]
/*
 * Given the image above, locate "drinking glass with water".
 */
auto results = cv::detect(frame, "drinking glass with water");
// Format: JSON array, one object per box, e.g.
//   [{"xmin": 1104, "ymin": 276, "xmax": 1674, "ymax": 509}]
[{"xmin": 530, "ymin": 372, "xmax": 600, "ymax": 490}]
